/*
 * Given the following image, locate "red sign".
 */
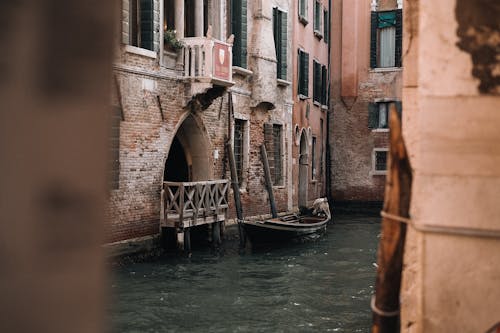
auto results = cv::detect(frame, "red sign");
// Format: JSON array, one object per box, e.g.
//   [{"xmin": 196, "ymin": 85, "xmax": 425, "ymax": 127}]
[{"xmin": 213, "ymin": 42, "xmax": 230, "ymax": 81}]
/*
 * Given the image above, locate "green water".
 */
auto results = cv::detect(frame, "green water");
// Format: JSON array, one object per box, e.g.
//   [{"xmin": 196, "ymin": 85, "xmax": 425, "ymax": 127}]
[{"xmin": 110, "ymin": 214, "xmax": 380, "ymax": 332}]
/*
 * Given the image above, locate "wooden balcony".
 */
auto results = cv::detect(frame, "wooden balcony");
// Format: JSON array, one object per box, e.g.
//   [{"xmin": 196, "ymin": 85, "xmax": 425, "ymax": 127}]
[
  {"xmin": 161, "ymin": 180, "xmax": 230, "ymax": 229},
  {"xmin": 180, "ymin": 37, "xmax": 234, "ymax": 96}
]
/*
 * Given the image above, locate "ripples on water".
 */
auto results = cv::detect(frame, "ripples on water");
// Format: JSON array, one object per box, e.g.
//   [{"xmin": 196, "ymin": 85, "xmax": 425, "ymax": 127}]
[{"xmin": 110, "ymin": 214, "xmax": 380, "ymax": 332}]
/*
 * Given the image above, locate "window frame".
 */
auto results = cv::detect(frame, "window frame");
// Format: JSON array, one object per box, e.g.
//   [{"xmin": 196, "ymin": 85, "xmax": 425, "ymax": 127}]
[
  {"xmin": 298, "ymin": 49, "xmax": 309, "ymax": 98},
  {"xmin": 370, "ymin": 9, "xmax": 403, "ymax": 69},
  {"xmin": 273, "ymin": 7, "xmax": 288, "ymax": 80},
  {"xmin": 371, "ymin": 148, "xmax": 389, "ymax": 176},
  {"xmin": 313, "ymin": 0, "xmax": 323, "ymax": 39},
  {"xmin": 298, "ymin": 0, "xmax": 308, "ymax": 25}
]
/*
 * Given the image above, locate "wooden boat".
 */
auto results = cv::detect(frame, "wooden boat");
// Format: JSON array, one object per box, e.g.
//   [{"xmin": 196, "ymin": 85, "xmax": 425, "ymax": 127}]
[{"xmin": 242, "ymin": 214, "xmax": 330, "ymax": 244}]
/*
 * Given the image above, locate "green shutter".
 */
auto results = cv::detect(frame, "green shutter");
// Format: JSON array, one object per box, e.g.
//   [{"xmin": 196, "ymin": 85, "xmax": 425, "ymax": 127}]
[
  {"xmin": 241, "ymin": 0, "xmax": 247, "ymax": 68},
  {"xmin": 273, "ymin": 7, "xmax": 279, "ymax": 78},
  {"xmin": 368, "ymin": 103, "xmax": 379, "ymax": 129},
  {"xmin": 323, "ymin": 10, "xmax": 329, "ymax": 44},
  {"xmin": 370, "ymin": 12, "xmax": 377, "ymax": 68},
  {"xmin": 280, "ymin": 11, "xmax": 287, "ymax": 80},
  {"xmin": 140, "ymin": 0, "xmax": 154, "ymax": 51},
  {"xmin": 321, "ymin": 65, "xmax": 327, "ymax": 105},
  {"xmin": 298, "ymin": 50, "xmax": 303, "ymax": 95},
  {"xmin": 304, "ymin": 52, "xmax": 309, "ymax": 97},
  {"xmin": 395, "ymin": 101, "xmax": 402, "ymax": 119},
  {"xmin": 313, "ymin": 61, "xmax": 321, "ymax": 102},
  {"xmin": 232, "ymin": 0, "xmax": 247, "ymax": 68}
]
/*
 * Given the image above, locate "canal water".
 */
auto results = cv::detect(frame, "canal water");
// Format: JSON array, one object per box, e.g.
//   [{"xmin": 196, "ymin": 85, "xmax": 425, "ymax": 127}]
[{"xmin": 110, "ymin": 214, "xmax": 380, "ymax": 332}]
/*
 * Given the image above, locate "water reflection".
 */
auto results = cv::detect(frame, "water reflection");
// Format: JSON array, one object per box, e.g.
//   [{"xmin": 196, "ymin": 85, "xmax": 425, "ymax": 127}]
[{"xmin": 110, "ymin": 214, "xmax": 380, "ymax": 332}]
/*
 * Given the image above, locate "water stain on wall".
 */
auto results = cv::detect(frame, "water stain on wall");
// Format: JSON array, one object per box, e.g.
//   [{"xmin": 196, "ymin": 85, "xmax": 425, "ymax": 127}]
[{"xmin": 455, "ymin": 0, "xmax": 500, "ymax": 95}]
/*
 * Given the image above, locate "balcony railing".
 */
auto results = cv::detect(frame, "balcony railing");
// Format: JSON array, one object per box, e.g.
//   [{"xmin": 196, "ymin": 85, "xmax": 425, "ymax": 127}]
[
  {"xmin": 161, "ymin": 179, "xmax": 230, "ymax": 228},
  {"xmin": 181, "ymin": 37, "xmax": 233, "ymax": 87}
]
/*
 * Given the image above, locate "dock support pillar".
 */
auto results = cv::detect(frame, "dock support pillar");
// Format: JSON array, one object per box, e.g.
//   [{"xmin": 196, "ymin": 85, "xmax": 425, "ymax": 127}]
[{"xmin": 212, "ymin": 221, "xmax": 222, "ymax": 246}]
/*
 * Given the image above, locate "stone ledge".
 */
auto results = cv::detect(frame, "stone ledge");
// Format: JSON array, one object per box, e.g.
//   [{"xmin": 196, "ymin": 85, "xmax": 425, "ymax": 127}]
[{"xmin": 125, "ymin": 45, "xmax": 158, "ymax": 59}]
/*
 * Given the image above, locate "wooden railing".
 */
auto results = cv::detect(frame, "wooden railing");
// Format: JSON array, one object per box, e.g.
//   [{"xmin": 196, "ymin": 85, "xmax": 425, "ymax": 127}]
[{"xmin": 161, "ymin": 180, "xmax": 230, "ymax": 228}]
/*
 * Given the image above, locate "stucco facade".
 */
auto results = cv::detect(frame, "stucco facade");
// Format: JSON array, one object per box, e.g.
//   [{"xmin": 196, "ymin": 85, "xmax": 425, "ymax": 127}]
[
  {"xmin": 400, "ymin": 0, "xmax": 500, "ymax": 332},
  {"xmin": 291, "ymin": 0, "xmax": 330, "ymax": 208}
]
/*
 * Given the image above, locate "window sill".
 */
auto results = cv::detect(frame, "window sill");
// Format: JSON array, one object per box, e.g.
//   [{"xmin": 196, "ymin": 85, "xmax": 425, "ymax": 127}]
[
  {"xmin": 233, "ymin": 66, "xmax": 253, "ymax": 77},
  {"xmin": 371, "ymin": 128, "xmax": 389, "ymax": 133},
  {"xmin": 298, "ymin": 94, "xmax": 309, "ymax": 100},
  {"xmin": 299, "ymin": 15, "xmax": 309, "ymax": 25},
  {"xmin": 313, "ymin": 100, "xmax": 321, "ymax": 107},
  {"xmin": 313, "ymin": 30, "xmax": 323, "ymax": 40},
  {"xmin": 125, "ymin": 45, "xmax": 157, "ymax": 59},
  {"xmin": 273, "ymin": 185, "xmax": 286, "ymax": 190},
  {"xmin": 369, "ymin": 67, "xmax": 402, "ymax": 73},
  {"xmin": 277, "ymin": 79, "xmax": 291, "ymax": 87},
  {"xmin": 370, "ymin": 170, "xmax": 387, "ymax": 176},
  {"xmin": 321, "ymin": 104, "xmax": 328, "ymax": 110}
]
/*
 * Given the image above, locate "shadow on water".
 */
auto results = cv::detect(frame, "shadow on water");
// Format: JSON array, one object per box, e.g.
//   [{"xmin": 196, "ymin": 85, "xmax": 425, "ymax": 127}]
[{"xmin": 110, "ymin": 214, "xmax": 381, "ymax": 332}]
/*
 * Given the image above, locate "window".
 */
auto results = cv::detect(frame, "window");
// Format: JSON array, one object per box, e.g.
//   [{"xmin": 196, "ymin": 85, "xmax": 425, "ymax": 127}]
[
  {"xmin": 264, "ymin": 124, "xmax": 283, "ymax": 186},
  {"xmin": 234, "ymin": 119, "xmax": 246, "ymax": 186},
  {"xmin": 298, "ymin": 0, "xmax": 308, "ymax": 24},
  {"xmin": 368, "ymin": 101, "xmax": 402, "ymax": 129},
  {"xmin": 321, "ymin": 65, "xmax": 328, "ymax": 106},
  {"xmin": 273, "ymin": 8, "xmax": 288, "ymax": 80},
  {"xmin": 130, "ymin": 0, "xmax": 154, "ymax": 51},
  {"xmin": 370, "ymin": 10, "xmax": 402, "ymax": 68},
  {"xmin": 313, "ymin": 60, "xmax": 322, "ymax": 103},
  {"xmin": 164, "ymin": 0, "xmax": 175, "ymax": 31},
  {"xmin": 372, "ymin": 149, "xmax": 389, "ymax": 175},
  {"xmin": 298, "ymin": 49, "xmax": 309, "ymax": 97},
  {"xmin": 311, "ymin": 136, "xmax": 317, "ymax": 180},
  {"xmin": 323, "ymin": 9, "xmax": 329, "ymax": 44},
  {"xmin": 231, "ymin": 0, "xmax": 248, "ymax": 68},
  {"xmin": 109, "ymin": 106, "xmax": 122, "ymax": 189},
  {"xmin": 314, "ymin": 1, "xmax": 322, "ymax": 36}
]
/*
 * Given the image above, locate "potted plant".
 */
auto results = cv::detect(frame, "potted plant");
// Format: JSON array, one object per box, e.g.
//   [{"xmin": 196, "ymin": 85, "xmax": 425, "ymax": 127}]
[{"xmin": 164, "ymin": 29, "xmax": 183, "ymax": 52}]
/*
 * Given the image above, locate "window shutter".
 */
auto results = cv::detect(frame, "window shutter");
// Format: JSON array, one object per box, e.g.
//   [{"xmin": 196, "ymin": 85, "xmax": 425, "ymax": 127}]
[
  {"xmin": 323, "ymin": 10, "xmax": 329, "ymax": 44},
  {"xmin": 321, "ymin": 65, "xmax": 327, "ymax": 105},
  {"xmin": 140, "ymin": 0, "xmax": 154, "ymax": 51},
  {"xmin": 368, "ymin": 103, "xmax": 379, "ymax": 129},
  {"xmin": 395, "ymin": 100, "xmax": 402, "ymax": 119},
  {"xmin": 298, "ymin": 50, "xmax": 304, "ymax": 95},
  {"xmin": 370, "ymin": 12, "xmax": 378, "ymax": 68},
  {"xmin": 395, "ymin": 9, "xmax": 403, "ymax": 67},
  {"xmin": 304, "ymin": 52, "xmax": 309, "ymax": 96},
  {"xmin": 313, "ymin": 61, "xmax": 321, "ymax": 102},
  {"xmin": 240, "ymin": 0, "xmax": 247, "ymax": 68},
  {"xmin": 273, "ymin": 7, "xmax": 279, "ymax": 76},
  {"xmin": 232, "ymin": 0, "xmax": 247, "ymax": 68},
  {"xmin": 280, "ymin": 11, "xmax": 287, "ymax": 80}
]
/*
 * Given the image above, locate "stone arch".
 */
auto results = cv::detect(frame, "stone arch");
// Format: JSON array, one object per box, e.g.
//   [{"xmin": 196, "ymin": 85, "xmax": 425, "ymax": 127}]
[{"xmin": 163, "ymin": 112, "xmax": 213, "ymax": 182}]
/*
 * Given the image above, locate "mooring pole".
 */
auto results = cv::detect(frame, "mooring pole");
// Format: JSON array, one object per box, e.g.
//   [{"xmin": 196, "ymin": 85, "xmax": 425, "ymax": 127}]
[
  {"xmin": 260, "ymin": 144, "xmax": 278, "ymax": 218},
  {"xmin": 226, "ymin": 141, "xmax": 246, "ymax": 248},
  {"xmin": 371, "ymin": 104, "xmax": 413, "ymax": 333}
]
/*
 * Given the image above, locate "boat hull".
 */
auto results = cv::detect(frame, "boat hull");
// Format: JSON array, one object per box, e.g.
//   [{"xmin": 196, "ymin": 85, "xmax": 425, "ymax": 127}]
[{"xmin": 242, "ymin": 216, "xmax": 329, "ymax": 244}]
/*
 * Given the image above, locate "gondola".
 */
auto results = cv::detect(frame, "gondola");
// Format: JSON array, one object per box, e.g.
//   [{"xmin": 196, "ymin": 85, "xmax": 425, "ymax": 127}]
[{"xmin": 242, "ymin": 213, "xmax": 330, "ymax": 244}]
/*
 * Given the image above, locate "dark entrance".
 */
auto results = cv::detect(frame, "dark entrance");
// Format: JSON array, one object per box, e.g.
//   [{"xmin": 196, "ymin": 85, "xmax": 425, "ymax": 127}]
[{"xmin": 164, "ymin": 136, "xmax": 189, "ymax": 182}]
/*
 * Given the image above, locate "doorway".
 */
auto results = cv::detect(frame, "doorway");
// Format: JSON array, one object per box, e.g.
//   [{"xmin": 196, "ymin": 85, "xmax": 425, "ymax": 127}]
[{"xmin": 298, "ymin": 131, "xmax": 308, "ymax": 208}]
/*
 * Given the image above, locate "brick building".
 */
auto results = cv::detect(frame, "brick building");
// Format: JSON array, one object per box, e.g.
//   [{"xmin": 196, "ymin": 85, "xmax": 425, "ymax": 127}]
[
  {"xmin": 329, "ymin": 0, "xmax": 403, "ymax": 204},
  {"xmin": 107, "ymin": 0, "xmax": 304, "ymax": 250}
]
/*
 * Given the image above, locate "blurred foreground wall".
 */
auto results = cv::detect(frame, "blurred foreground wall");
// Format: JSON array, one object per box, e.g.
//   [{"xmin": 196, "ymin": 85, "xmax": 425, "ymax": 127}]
[
  {"xmin": 401, "ymin": 0, "xmax": 500, "ymax": 332},
  {"xmin": 0, "ymin": 1, "xmax": 115, "ymax": 332}
]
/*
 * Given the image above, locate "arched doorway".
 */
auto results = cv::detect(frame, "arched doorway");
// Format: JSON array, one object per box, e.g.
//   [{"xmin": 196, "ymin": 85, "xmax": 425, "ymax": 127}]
[
  {"xmin": 299, "ymin": 131, "xmax": 309, "ymax": 208},
  {"xmin": 163, "ymin": 114, "xmax": 212, "ymax": 182}
]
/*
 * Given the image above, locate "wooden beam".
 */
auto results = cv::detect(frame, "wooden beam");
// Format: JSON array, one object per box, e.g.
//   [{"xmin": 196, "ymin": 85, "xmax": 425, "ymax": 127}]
[
  {"xmin": 226, "ymin": 141, "xmax": 246, "ymax": 247},
  {"xmin": 260, "ymin": 144, "xmax": 278, "ymax": 218},
  {"xmin": 371, "ymin": 104, "xmax": 413, "ymax": 333}
]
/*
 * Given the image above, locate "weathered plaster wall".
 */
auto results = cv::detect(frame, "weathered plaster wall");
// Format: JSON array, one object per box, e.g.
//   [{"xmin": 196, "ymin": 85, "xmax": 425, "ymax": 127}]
[{"xmin": 400, "ymin": 0, "xmax": 500, "ymax": 331}]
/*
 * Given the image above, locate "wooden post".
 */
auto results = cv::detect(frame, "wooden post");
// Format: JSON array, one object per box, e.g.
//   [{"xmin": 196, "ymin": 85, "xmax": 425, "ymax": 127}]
[
  {"xmin": 225, "ymin": 141, "xmax": 246, "ymax": 248},
  {"xmin": 260, "ymin": 144, "xmax": 278, "ymax": 218},
  {"xmin": 183, "ymin": 228, "xmax": 191, "ymax": 254},
  {"xmin": 371, "ymin": 104, "xmax": 413, "ymax": 333}
]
